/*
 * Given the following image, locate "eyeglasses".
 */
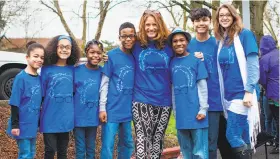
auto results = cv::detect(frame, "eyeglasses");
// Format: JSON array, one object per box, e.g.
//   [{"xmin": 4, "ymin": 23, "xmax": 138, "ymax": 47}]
[
  {"xmin": 143, "ymin": 10, "xmax": 161, "ymax": 17},
  {"xmin": 119, "ymin": 34, "xmax": 136, "ymax": 40},
  {"xmin": 57, "ymin": 45, "xmax": 72, "ymax": 50},
  {"xmin": 86, "ymin": 100, "xmax": 98, "ymax": 108},
  {"xmin": 55, "ymin": 96, "xmax": 72, "ymax": 103},
  {"xmin": 146, "ymin": 68, "xmax": 167, "ymax": 75},
  {"xmin": 122, "ymin": 88, "xmax": 133, "ymax": 95},
  {"xmin": 219, "ymin": 14, "xmax": 232, "ymax": 19},
  {"xmin": 174, "ymin": 86, "xmax": 188, "ymax": 95}
]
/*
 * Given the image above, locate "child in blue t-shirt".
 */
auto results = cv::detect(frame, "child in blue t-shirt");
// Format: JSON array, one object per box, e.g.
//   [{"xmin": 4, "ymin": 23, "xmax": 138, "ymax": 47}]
[
  {"xmin": 73, "ymin": 39, "xmax": 103, "ymax": 159},
  {"xmin": 168, "ymin": 28, "xmax": 209, "ymax": 159},
  {"xmin": 40, "ymin": 35, "xmax": 80, "ymax": 159},
  {"xmin": 7, "ymin": 42, "xmax": 45, "ymax": 159},
  {"xmin": 99, "ymin": 22, "xmax": 135, "ymax": 159}
]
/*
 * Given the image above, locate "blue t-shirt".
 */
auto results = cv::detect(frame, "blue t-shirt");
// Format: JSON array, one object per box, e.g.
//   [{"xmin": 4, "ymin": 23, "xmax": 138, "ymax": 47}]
[
  {"xmin": 7, "ymin": 70, "xmax": 42, "ymax": 139},
  {"xmin": 188, "ymin": 36, "xmax": 223, "ymax": 111},
  {"xmin": 102, "ymin": 48, "xmax": 135, "ymax": 122},
  {"xmin": 218, "ymin": 29, "xmax": 258, "ymax": 101},
  {"xmin": 171, "ymin": 54, "xmax": 208, "ymax": 129},
  {"xmin": 133, "ymin": 41, "xmax": 173, "ymax": 106},
  {"xmin": 74, "ymin": 64, "xmax": 102, "ymax": 127},
  {"xmin": 40, "ymin": 65, "xmax": 74, "ymax": 133}
]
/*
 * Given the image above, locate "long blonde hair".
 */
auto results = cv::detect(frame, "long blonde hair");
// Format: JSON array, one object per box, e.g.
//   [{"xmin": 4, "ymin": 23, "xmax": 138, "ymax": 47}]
[
  {"xmin": 137, "ymin": 11, "xmax": 170, "ymax": 49},
  {"xmin": 214, "ymin": 4, "xmax": 243, "ymax": 45}
]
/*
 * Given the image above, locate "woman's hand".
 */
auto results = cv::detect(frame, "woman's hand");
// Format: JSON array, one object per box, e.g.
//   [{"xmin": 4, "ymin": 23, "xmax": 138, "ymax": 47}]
[
  {"xmin": 243, "ymin": 91, "xmax": 253, "ymax": 107},
  {"xmin": 194, "ymin": 52, "xmax": 204, "ymax": 61},
  {"xmin": 11, "ymin": 129, "xmax": 20, "ymax": 136}
]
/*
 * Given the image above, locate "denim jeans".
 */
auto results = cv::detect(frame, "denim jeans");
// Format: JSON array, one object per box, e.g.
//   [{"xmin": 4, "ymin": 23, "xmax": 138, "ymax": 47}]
[
  {"xmin": 177, "ymin": 128, "xmax": 209, "ymax": 159},
  {"xmin": 262, "ymin": 96, "xmax": 276, "ymax": 136},
  {"xmin": 208, "ymin": 111, "xmax": 223, "ymax": 159},
  {"xmin": 74, "ymin": 127, "xmax": 97, "ymax": 159},
  {"xmin": 100, "ymin": 121, "xmax": 134, "ymax": 159},
  {"xmin": 16, "ymin": 138, "xmax": 36, "ymax": 159},
  {"xmin": 226, "ymin": 111, "xmax": 250, "ymax": 148}
]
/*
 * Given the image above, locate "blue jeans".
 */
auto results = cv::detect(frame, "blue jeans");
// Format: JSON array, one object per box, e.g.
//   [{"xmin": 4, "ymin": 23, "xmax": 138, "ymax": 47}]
[
  {"xmin": 177, "ymin": 128, "xmax": 209, "ymax": 159},
  {"xmin": 100, "ymin": 121, "xmax": 134, "ymax": 159},
  {"xmin": 226, "ymin": 111, "xmax": 250, "ymax": 148},
  {"xmin": 208, "ymin": 111, "xmax": 222, "ymax": 159},
  {"xmin": 16, "ymin": 138, "xmax": 36, "ymax": 159},
  {"xmin": 74, "ymin": 127, "xmax": 97, "ymax": 159},
  {"xmin": 262, "ymin": 96, "xmax": 276, "ymax": 136}
]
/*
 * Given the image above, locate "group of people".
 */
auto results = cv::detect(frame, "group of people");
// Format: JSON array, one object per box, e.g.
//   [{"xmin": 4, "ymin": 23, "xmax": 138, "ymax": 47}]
[{"xmin": 6, "ymin": 3, "xmax": 279, "ymax": 159}]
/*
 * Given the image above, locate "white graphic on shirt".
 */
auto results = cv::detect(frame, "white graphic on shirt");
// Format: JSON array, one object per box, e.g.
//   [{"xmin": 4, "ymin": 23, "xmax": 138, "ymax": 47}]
[
  {"xmin": 29, "ymin": 84, "xmax": 41, "ymax": 113},
  {"xmin": 139, "ymin": 48, "xmax": 169, "ymax": 71},
  {"xmin": 79, "ymin": 78, "xmax": 98, "ymax": 104},
  {"xmin": 48, "ymin": 73, "xmax": 72, "ymax": 99},
  {"xmin": 117, "ymin": 65, "xmax": 134, "ymax": 92},
  {"xmin": 204, "ymin": 53, "xmax": 214, "ymax": 73},
  {"xmin": 220, "ymin": 46, "xmax": 235, "ymax": 64},
  {"xmin": 172, "ymin": 65, "xmax": 194, "ymax": 88}
]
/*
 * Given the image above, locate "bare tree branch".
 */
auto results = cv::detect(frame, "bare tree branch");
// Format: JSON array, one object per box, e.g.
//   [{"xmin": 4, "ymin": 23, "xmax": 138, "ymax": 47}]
[
  {"xmin": 40, "ymin": 0, "xmax": 58, "ymax": 14},
  {"xmin": 171, "ymin": 0, "xmax": 190, "ymax": 13}
]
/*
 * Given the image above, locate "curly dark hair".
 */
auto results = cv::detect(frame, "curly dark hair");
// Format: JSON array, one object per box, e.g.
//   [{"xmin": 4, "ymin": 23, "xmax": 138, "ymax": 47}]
[{"xmin": 44, "ymin": 35, "xmax": 80, "ymax": 65}]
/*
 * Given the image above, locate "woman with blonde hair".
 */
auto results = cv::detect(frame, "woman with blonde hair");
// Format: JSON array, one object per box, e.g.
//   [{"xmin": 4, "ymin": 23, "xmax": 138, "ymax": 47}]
[
  {"xmin": 132, "ymin": 10, "xmax": 173, "ymax": 158},
  {"xmin": 214, "ymin": 4, "xmax": 260, "ymax": 159}
]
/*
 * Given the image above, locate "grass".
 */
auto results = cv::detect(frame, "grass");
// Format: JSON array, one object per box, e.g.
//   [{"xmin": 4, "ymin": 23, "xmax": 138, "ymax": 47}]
[{"xmin": 165, "ymin": 112, "xmax": 177, "ymax": 137}]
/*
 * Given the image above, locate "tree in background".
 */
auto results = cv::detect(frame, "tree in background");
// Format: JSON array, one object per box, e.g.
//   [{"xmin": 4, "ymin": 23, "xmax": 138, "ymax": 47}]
[{"xmin": 40, "ymin": 0, "xmax": 130, "ymax": 53}]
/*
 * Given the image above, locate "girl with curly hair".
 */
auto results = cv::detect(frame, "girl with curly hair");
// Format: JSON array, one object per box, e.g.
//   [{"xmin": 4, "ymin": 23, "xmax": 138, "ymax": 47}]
[
  {"xmin": 132, "ymin": 10, "xmax": 173, "ymax": 158},
  {"xmin": 40, "ymin": 35, "xmax": 80, "ymax": 159},
  {"xmin": 73, "ymin": 39, "xmax": 104, "ymax": 159},
  {"xmin": 214, "ymin": 4, "xmax": 260, "ymax": 159}
]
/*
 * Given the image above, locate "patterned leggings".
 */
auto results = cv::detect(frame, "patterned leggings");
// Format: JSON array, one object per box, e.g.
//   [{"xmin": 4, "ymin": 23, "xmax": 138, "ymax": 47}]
[{"xmin": 132, "ymin": 102, "xmax": 171, "ymax": 159}]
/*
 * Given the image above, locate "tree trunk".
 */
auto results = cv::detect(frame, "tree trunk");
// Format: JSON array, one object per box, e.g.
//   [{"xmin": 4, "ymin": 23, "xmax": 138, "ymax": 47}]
[
  {"xmin": 81, "ymin": 0, "xmax": 87, "ymax": 52},
  {"xmin": 232, "ymin": 0, "xmax": 242, "ymax": 16},
  {"xmin": 211, "ymin": 1, "xmax": 220, "ymax": 23},
  {"xmin": 53, "ymin": 0, "xmax": 77, "ymax": 41},
  {"xmin": 250, "ymin": 0, "xmax": 267, "ymax": 43},
  {"xmin": 95, "ymin": 0, "xmax": 110, "ymax": 41},
  {"xmin": 190, "ymin": 1, "xmax": 202, "ymax": 9}
]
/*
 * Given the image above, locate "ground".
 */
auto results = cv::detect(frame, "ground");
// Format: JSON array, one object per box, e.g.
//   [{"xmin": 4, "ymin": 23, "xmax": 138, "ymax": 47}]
[{"xmin": 0, "ymin": 105, "xmax": 178, "ymax": 159}]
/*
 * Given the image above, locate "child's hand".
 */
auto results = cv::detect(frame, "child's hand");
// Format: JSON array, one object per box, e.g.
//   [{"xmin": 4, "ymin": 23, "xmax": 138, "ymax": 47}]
[
  {"xmin": 196, "ymin": 114, "xmax": 206, "ymax": 120},
  {"xmin": 99, "ymin": 111, "xmax": 107, "ymax": 123},
  {"xmin": 194, "ymin": 52, "xmax": 204, "ymax": 61},
  {"xmin": 102, "ymin": 54, "xmax": 108, "ymax": 62},
  {"xmin": 11, "ymin": 129, "xmax": 20, "ymax": 136},
  {"xmin": 243, "ymin": 91, "xmax": 253, "ymax": 108}
]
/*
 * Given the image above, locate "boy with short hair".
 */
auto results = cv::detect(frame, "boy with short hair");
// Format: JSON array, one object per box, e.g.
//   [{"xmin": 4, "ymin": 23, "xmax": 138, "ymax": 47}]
[
  {"xmin": 188, "ymin": 8, "xmax": 227, "ymax": 159},
  {"xmin": 168, "ymin": 28, "xmax": 209, "ymax": 159},
  {"xmin": 99, "ymin": 22, "xmax": 136, "ymax": 159}
]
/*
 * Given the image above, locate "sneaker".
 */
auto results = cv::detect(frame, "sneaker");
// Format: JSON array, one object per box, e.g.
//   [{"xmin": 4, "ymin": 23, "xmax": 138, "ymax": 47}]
[{"xmin": 270, "ymin": 146, "xmax": 279, "ymax": 154}]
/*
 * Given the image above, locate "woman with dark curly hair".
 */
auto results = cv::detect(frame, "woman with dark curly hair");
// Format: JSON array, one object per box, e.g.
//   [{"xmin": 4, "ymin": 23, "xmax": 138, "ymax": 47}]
[{"xmin": 40, "ymin": 35, "xmax": 80, "ymax": 159}]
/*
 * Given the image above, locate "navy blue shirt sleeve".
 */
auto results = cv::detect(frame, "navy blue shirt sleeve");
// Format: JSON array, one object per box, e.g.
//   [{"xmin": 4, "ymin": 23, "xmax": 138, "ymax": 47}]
[
  {"xmin": 196, "ymin": 60, "xmax": 208, "ymax": 81},
  {"xmin": 9, "ymin": 76, "xmax": 23, "ymax": 107},
  {"xmin": 241, "ymin": 29, "xmax": 259, "ymax": 57},
  {"xmin": 102, "ymin": 55, "xmax": 113, "ymax": 78}
]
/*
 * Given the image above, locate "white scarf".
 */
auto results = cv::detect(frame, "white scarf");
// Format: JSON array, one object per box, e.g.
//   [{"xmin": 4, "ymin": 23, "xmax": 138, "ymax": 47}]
[{"xmin": 217, "ymin": 34, "xmax": 261, "ymax": 150}]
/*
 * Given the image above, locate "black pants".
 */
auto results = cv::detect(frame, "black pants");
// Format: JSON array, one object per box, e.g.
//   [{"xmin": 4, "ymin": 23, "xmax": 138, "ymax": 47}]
[
  {"xmin": 269, "ymin": 104, "xmax": 279, "ymax": 146},
  {"xmin": 217, "ymin": 115, "xmax": 234, "ymax": 159},
  {"xmin": 43, "ymin": 132, "xmax": 70, "ymax": 159}
]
